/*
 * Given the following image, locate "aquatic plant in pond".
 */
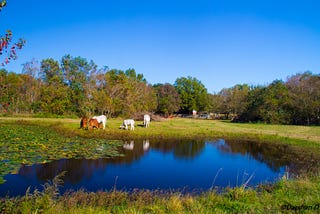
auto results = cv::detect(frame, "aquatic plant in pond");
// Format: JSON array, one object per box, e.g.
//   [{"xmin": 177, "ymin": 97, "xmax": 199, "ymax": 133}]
[
  {"xmin": 0, "ymin": 121, "xmax": 123, "ymax": 184},
  {"xmin": 1, "ymin": 138, "xmax": 319, "ymax": 197}
]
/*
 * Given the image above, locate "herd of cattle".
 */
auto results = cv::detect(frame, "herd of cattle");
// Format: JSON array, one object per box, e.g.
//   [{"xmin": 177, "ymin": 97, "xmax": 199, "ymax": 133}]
[{"xmin": 80, "ymin": 114, "xmax": 151, "ymax": 130}]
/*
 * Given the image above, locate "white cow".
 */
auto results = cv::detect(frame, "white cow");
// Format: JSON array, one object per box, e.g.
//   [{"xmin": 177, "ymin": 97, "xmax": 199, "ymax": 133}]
[
  {"xmin": 92, "ymin": 115, "xmax": 107, "ymax": 129},
  {"xmin": 120, "ymin": 119, "xmax": 135, "ymax": 130},
  {"xmin": 143, "ymin": 114, "xmax": 150, "ymax": 128}
]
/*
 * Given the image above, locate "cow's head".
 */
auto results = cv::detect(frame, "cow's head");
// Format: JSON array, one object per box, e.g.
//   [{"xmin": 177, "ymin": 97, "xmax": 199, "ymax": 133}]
[{"xmin": 80, "ymin": 117, "xmax": 88, "ymax": 129}]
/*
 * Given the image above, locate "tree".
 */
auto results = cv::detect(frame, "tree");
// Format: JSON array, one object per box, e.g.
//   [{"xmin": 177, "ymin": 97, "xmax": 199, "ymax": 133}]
[
  {"xmin": 260, "ymin": 80, "xmax": 290, "ymax": 124},
  {"xmin": 40, "ymin": 58, "xmax": 63, "ymax": 84},
  {"xmin": 38, "ymin": 58, "xmax": 71, "ymax": 115},
  {"xmin": 208, "ymin": 93, "xmax": 224, "ymax": 116},
  {"xmin": 233, "ymin": 85, "xmax": 266, "ymax": 123},
  {"xmin": 0, "ymin": 1, "xmax": 26, "ymax": 66},
  {"xmin": 236, "ymin": 82, "xmax": 291, "ymax": 124},
  {"xmin": 228, "ymin": 84, "xmax": 250, "ymax": 116},
  {"xmin": 174, "ymin": 76, "xmax": 209, "ymax": 114},
  {"xmin": 154, "ymin": 83, "xmax": 181, "ymax": 116},
  {"xmin": 210, "ymin": 84, "xmax": 250, "ymax": 120},
  {"xmin": 22, "ymin": 59, "xmax": 41, "ymax": 113},
  {"xmin": 286, "ymin": 72, "xmax": 320, "ymax": 125},
  {"xmin": 0, "ymin": 69, "xmax": 10, "ymax": 112},
  {"xmin": 97, "ymin": 69, "xmax": 156, "ymax": 117},
  {"xmin": 0, "ymin": 70, "xmax": 31, "ymax": 113},
  {"xmin": 61, "ymin": 55, "xmax": 97, "ymax": 116}
]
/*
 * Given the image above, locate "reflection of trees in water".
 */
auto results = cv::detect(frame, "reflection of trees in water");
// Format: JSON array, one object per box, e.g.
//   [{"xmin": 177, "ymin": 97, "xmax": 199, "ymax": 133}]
[
  {"xmin": 19, "ymin": 158, "xmax": 112, "ymax": 184},
  {"xmin": 118, "ymin": 139, "xmax": 205, "ymax": 163},
  {"xmin": 214, "ymin": 140, "xmax": 320, "ymax": 175},
  {"xmin": 173, "ymin": 141, "xmax": 205, "ymax": 160},
  {"xmin": 151, "ymin": 139, "xmax": 206, "ymax": 160},
  {"xmin": 18, "ymin": 139, "xmax": 320, "ymax": 184},
  {"xmin": 19, "ymin": 140, "xmax": 153, "ymax": 183}
]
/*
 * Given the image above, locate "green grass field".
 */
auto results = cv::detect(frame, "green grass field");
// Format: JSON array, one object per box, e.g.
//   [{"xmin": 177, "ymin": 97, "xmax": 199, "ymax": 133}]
[
  {"xmin": 0, "ymin": 117, "xmax": 319, "ymax": 213},
  {"xmin": 2, "ymin": 116, "xmax": 319, "ymax": 144}
]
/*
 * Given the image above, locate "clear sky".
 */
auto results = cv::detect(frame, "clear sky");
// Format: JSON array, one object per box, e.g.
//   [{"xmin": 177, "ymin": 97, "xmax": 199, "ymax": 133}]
[{"xmin": 1, "ymin": 0, "xmax": 319, "ymax": 93}]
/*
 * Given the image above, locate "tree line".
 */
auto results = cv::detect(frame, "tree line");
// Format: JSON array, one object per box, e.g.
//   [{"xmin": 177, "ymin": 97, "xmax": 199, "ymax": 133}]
[{"xmin": 0, "ymin": 55, "xmax": 319, "ymax": 125}]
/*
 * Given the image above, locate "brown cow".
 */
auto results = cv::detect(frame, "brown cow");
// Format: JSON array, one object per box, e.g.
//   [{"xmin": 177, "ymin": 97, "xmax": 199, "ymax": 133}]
[
  {"xmin": 80, "ymin": 117, "xmax": 88, "ymax": 129},
  {"xmin": 89, "ymin": 118, "xmax": 101, "ymax": 129}
]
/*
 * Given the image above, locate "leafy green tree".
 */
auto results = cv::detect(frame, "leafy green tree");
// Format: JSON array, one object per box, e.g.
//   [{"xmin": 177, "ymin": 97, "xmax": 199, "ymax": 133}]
[
  {"xmin": 286, "ymin": 72, "xmax": 320, "ymax": 125},
  {"xmin": 39, "ymin": 84, "xmax": 71, "ymax": 115},
  {"xmin": 39, "ymin": 58, "xmax": 71, "ymax": 115},
  {"xmin": 0, "ymin": 69, "xmax": 9, "ymax": 111},
  {"xmin": 0, "ymin": 69, "xmax": 11, "ymax": 112},
  {"xmin": 61, "ymin": 55, "xmax": 97, "ymax": 116},
  {"xmin": 228, "ymin": 84, "xmax": 250, "ymax": 116},
  {"xmin": 216, "ymin": 88, "xmax": 233, "ymax": 119},
  {"xmin": 102, "ymin": 69, "xmax": 130, "ymax": 116},
  {"xmin": 209, "ymin": 84, "xmax": 249, "ymax": 119},
  {"xmin": 208, "ymin": 93, "xmax": 224, "ymax": 116},
  {"xmin": 0, "ymin": 70, "xmax": 32, "ymax": 113},
  {"xmin": 236, "ymin": 82, "xmax": 291, "ymax": 124},
  {"xmin": 98, "ymin": 69, "xmax": 156, "ymax": 117},
  {"xmin": 40, "ymin": 58, "xmax": 63, "ymax": 84},
  {"xmin": 236, "ymin": 85, "xmax": 266, "ymax": 122},
  {"xmin": 259, "ymin": 80, "xmax": 290, "ymax": 124},
  {"xmin": 154, "ymin": 83, "xmax": 181, "ymax": 116},
  {"xmin": 125, "ymin": 68, "xmax": 146, "ymax": 82},
  {"xmin": 83, "ymin": 66, "xmax": 108, "ymax": 116},
  {"xmin": 174, "ymin": 76, "xmax": 209, "ymax": 113}
]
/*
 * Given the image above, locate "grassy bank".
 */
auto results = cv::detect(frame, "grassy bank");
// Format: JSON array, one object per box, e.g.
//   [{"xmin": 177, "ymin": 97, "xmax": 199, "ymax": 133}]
[
  {"xmin": 0, "ymin": 117, "xmax": 320, "ymax": 213},
  {"xmin": 2, "ymin": 117, "xmax": 319, "ymax": 145},
  {"xmin": 1, "ymin": 173, "xmax": 320, "ymax": 213}
]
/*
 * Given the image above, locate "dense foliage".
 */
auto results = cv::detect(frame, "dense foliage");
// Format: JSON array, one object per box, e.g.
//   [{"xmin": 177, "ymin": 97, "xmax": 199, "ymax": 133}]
[
  {"xmin": 154, "ymin": 83, "xmax": 181, "ymax": 116},
  {"xmin": 218, "ymin": 72, "xmax": 320, "ymax": 125},
  {"xmin": 0, "ymin": 55, "xmax": 319, "ymax": 125},
  {"xmin": 174, "ymin": 76, "xmax": 210, "ymax": 113},
  {"xmin": 0, "ymin": 56, "xmax": 158, "ymax": 117}
]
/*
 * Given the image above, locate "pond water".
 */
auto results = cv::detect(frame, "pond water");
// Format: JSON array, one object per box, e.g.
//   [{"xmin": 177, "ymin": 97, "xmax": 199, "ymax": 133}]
[{"xmin": 0, "ymin": 139, "xmax": 318, "ymax": 197}]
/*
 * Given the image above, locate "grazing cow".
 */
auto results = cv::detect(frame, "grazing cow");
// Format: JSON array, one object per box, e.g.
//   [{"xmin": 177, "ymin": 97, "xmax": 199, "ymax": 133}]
[
  {"xmin": 80, "ymin": 117, "xmax": 88, "ymax": 129},
  {"xmin": 120, "ymin": 119, "xmax": 135, "ymax": 130},
  {"xmin": 89, "ymin": 118, "xmax": 100, "ymax": 129},
  {"xmin": 92, "ymin": 115, "xmax": 107, "ymax": 129},
  {"xmin": 143, "ymin": 114, "xmax": 150, "ymax": 128}
]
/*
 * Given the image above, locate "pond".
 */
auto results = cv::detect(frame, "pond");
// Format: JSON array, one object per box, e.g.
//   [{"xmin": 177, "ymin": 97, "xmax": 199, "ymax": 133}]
[{"xmin": 0, "ymin": 139, "xmax": 319, "ymax": 197}]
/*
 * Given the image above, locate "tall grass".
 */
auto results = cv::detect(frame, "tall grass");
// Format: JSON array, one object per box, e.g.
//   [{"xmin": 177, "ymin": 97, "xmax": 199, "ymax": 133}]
[
  {"xmin": 3, "ymin": 117, "xmax": 316, "ymax": 147},
  {"xmin": 1, "ymin": 117, "xmax": 319, "ymax": 213},
  {"xmin": 1, "ymin": 172, "xmax": 319, "ymax": 213}
]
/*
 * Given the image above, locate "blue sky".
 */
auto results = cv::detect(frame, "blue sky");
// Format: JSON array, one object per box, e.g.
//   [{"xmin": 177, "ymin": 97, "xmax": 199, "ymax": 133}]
[{"xmin": 1, "ymin": 0, "xmax": 319, "ymax": 92}]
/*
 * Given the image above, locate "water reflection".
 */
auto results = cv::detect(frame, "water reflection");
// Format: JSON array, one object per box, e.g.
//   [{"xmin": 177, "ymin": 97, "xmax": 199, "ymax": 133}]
[
  {"xmin": 1, "ymin": 139, "xmax": 319, "ymax": 197},
  {"xmin": 143, "ymin": 140, "xmax": 150, "ymax": 151},
  {"xmin": 123, "ymin": 140, "xmax": 150, "ymax": 151},
  {"xmin": 123, "ymin": 141, "xmax": 134, "ymax": 150},
  {"xmin": 213, "ymin": 140, "xmax": 319, "ymax": 175}
]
